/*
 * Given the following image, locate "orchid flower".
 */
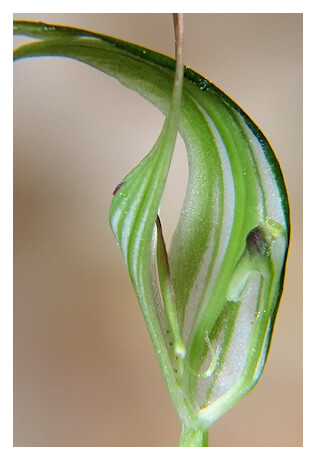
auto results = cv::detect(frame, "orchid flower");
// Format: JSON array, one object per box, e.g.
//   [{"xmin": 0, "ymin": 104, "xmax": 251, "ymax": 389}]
[{"xmin": 13, "ymin": 16, "xmax": 289, "ymax": 446}]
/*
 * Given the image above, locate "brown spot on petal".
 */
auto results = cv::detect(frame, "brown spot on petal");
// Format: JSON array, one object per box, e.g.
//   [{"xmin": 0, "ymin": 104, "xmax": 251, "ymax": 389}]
[
  {"xmin": 246, "ymin": 226, "xmax": 269, "ymax": 256},
  {"xmin": 112, "ymin": 181, "xmax": 126, "ymax": 195}
]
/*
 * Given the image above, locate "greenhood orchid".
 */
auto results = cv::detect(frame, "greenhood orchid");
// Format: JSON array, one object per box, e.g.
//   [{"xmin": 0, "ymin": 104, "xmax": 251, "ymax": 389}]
[{"xmin": 13, "ymin": 17, "xmax": 289, "ymax": 447}]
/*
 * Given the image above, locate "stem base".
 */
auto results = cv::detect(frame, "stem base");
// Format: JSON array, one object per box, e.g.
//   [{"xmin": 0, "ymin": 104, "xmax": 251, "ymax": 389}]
[{"xmin": 179, "ymin": 424, "xmax": 208, "ymax": 447}]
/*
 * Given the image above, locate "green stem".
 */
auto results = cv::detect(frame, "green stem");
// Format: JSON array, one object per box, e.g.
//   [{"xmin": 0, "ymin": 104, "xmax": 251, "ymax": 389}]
[{"xmin": 179, "ymin": 424, "xmax": 209, "ymax": 447}]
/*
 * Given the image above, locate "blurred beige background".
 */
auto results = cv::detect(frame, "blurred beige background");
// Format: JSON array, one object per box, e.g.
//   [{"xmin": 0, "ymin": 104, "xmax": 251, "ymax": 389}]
[{"xmin": 13, "ymin": 13, "xmax": 302, "ymax": 447}]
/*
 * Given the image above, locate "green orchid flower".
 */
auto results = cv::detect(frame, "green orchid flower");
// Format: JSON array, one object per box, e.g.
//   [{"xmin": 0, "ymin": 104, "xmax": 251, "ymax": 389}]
[{"xmin": 13, "ymin": 16, "xmax": 289, "ymax": 447}]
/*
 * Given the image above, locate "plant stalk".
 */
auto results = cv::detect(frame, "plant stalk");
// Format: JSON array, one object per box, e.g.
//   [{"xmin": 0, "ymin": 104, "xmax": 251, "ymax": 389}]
[{"xmin": 179, "ymin": 424, "xmax": 209, "ymax": 447}]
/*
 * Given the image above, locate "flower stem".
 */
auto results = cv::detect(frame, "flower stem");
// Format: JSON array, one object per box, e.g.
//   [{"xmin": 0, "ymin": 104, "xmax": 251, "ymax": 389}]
[{"xmin": 179, "ymin": 424, "xmax": 209, "ymax": 447}]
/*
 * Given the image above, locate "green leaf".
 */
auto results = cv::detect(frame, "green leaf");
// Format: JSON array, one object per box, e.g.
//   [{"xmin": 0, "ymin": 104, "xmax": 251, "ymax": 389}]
[{"xmin": 14, "ymin": 20, "xmax": 290, "ymax": 440}]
